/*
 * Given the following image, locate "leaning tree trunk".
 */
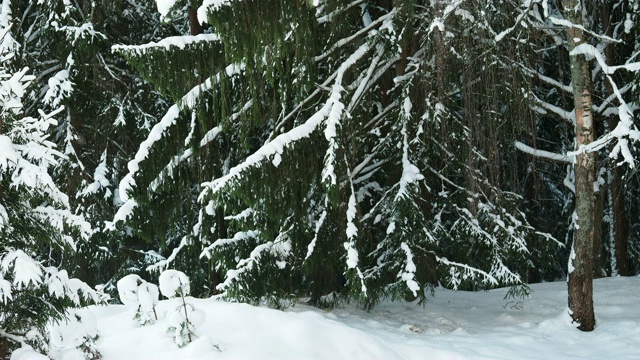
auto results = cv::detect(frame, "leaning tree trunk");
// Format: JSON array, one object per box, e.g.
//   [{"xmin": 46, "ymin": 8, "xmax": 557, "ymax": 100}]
[{"xmin": 564, "ymin": 0, "xmax": 596, "ymax": 332}]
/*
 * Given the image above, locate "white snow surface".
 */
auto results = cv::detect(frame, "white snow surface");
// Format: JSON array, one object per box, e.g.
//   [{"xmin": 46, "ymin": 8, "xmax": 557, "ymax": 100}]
[{"xmin": 33, "ymin": 276, "xmax": 640, "ymax": 359}]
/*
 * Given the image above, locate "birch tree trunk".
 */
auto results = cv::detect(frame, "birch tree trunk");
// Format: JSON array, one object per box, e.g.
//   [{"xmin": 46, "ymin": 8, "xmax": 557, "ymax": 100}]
[{"xmin": 564, "ymin": 0, "xmax": 596, "ymax": 331}]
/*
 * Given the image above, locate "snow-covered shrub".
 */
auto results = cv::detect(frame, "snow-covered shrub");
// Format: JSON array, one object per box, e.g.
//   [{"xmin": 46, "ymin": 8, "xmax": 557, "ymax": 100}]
[
  {"xmin": 116, "ymin": 274, "xmax": 159, "ymax": 326},
  {"xmin": 48, "ymin": 309, "xmax": 100, "ymax": 360},
  {"xmin": 158, "ymin": 270, "xmax": 190, "ymax": 298},
  {"xmin": 159, "ymin": 270, "xmax": 203, "ymax": 347}
]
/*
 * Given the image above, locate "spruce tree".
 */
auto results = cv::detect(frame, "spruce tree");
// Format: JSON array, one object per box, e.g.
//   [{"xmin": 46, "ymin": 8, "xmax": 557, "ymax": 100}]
[
  {"xmin": 112, "ymin": 0, "xmax": 559, "ymax": 308},
  {"xmin": 0, "ymin": 2, "xmax": 99, "ymax": 355}
]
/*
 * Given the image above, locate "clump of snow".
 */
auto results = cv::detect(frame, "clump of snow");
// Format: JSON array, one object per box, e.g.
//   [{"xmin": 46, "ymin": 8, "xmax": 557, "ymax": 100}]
[
  {"xmin": 9, "ymin": 345, "xmax": 49, "ymax": 360},
  {"xmin": 159, "ymin": 269, "xmax": 190, "ymax": 298},
  {"xmin": 117, "ymin": 274, "xmax": 143, "ymax": 306},
  {"xmin": 138, "ymin": 282, "xmax": 160, "ymax": 318},
  {"xmin": 155, "ymin": 0, "xmax": 178, "ymax": 19},
  {"xmin": 43, "ymin": 69, "xmax": 73, "ymax": 108},
  {"xmin": 116, "ymin": 274, "xmax": 159, "ymax": 326},
  {"xmin": 1, "ymin": 249, "xmax": 43, "ymax": 290},
  {"xmin": 48, "ymin": 309, "xmax": 100, "ymax": 359},
  {"xmin": 399, "ymin": 242, "xmax": 420, "ymax": 297},
  {"xmin": 197, "ymin": 0, "xmax": 232, "ymax": 24}
]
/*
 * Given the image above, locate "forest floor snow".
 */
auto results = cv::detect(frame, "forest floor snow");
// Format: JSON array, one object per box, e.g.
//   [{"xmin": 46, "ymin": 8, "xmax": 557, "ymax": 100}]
[{"xmin": 37, "ymin": 276, "xmax": 640, "ymax": 359}]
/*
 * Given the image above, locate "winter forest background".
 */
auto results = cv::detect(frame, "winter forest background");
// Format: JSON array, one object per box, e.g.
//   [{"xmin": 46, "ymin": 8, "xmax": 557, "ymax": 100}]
[{"xmin": 2, "ymin": 0, "xmax": 640, "ymax": 357}]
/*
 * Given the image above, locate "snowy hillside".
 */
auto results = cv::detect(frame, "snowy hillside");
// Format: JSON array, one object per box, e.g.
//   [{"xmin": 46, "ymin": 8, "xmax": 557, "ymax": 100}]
[{"xmin": 29, "ymin": 276, "xmax": 640, "ymax": 360}]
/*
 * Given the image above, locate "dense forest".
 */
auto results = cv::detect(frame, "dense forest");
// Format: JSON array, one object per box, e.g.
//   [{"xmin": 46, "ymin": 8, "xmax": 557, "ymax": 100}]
[{"xmin": 2, "ymin": 0, "xmax": 640, "ymax": 356}]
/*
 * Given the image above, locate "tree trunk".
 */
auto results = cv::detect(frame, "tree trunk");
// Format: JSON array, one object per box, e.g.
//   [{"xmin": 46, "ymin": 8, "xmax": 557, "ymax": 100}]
[
  {"xmin": 602, "ymin": 1, "xmax": 630, "ymax": 276},
  {"xmin": 593, "ymin": 183, "xmax": 604, "ymax": 278},
  {"xmin": 189, "ymin": 7, "xmax": 204, "ymax": 35},
  {"xmin": 564, "ymin": 0, "xmax": 596, "ymax": 331}
]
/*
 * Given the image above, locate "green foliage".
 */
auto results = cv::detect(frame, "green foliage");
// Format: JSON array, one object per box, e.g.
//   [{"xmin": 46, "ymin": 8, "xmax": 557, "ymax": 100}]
[{"xmin": 108, "ymin": 0, "xmax": 566, "ymax": 311}]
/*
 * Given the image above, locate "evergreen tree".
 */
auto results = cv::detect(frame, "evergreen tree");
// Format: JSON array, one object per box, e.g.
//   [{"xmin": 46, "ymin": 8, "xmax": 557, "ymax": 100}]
[
  {"xmin": 112, "ymin": 0, "xmax": 560, "ymax": 308},
  {"xmin": 0, "ymin": 2, "xmax": 99, "ymax": 355},
  {"xmin": 12, "ymin": 0, "xmax": 177, "ymax": 293}
]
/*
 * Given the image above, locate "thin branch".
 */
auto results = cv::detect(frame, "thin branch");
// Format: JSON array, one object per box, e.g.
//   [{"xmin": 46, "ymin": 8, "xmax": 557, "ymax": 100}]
[{"xmin": 515, "ymin": 140, "xmax": 574, "ymax": 163}]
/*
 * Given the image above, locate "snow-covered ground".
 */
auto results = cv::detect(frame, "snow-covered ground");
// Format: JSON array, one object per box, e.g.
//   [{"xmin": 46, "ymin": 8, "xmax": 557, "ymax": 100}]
[{"xmin": 40, "ymin": 276, "xmax": 640, "ymax": 359}]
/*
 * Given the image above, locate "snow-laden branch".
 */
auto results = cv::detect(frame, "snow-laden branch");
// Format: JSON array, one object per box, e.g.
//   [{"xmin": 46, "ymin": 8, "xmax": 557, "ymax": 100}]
[
  {"xmin": 216, "ymin": 244, "xmax": 268, "ymax": 290},
  {"xmin": 494, "ymin": 0, "xmax": 534, "ymax": 42},
  {"xmin": 395, "ymin": 97, "xmax": 424, "ymax": 201},
  {"xmin": 317, "ymin": 0, "xmax": 366, "ymax": 24},
  {"xmin": 314, "ymin": 9, "xmax": 394, "ymax": 62},
  {"xmin": 202, "ymin": 42, "xmax": 372, "ymax": 198},
  {"xmin": 519, "ymin": 65, "xmax": 573, "ymax": 94},
  {"xmin": 118, "ymin": 64, "xmax": 243, "ymax": 204},
  {"xmin": 547, "ymin": 16, "xmax": 620, "ymax": 44},
  {"xmin": 570, "ymin": 43, "xmax": 640, "ymax": 74},
  {"xmin": 197, "ymin": 0, "xmax": 233, "ymax": 24},
  {"xmin": 564, "ymin": 43, "xmax": 640, "ymax": 166},
  {"xmin": 399, "ymin": 243, "xmax": 420, "ymax": 297},
  {"xmin": 305, "ymin": 196, "xmax": 328, "ymax": 261},
  {"xmin": 437, "ymin": 256, "xmax": 499, "ymax": 290},
  {"xmin": 514, "ymin": 141, "xmax": 574, "ymax": 163},
  {"xmin": 147, "ymin": 236, "xmax": 188, "ymax": 272},
  {"xmin": 200, "ymin": 230, "xmax": 260, "ymax": 259},
  {"xmin": 323, "ymin": 41, "xmax": 372, "ymax": 185},
  {"xmin": 112, "ymin": 34, "xmax": 220, "ymax": 55},
  {"xmin": 532, "ymin": 93, "xmax": 575, "ymax": 125}
]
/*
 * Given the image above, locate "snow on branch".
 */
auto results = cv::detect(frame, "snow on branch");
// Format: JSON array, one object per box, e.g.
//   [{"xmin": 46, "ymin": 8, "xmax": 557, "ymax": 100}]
[
  {"xmin": 532, "ymin": 94, "xmax": 575, "ymax": 125},
  {"xmin": 149, "ymin": 126, "xmax": 223, "ymax": 192},
  {"xmin": 322, "ymin": 41, "xmax": 372, "ymax": 185},
  {"xmin": 437, "ymin": 256, "xmax": 499, "ymax": 290},
  {"xmin": 201, "ymin": 42, "xmax": 372, "ymax": 198},
  {"xmin": 201, "ymin": 101, "xmax": 330, "ymax": 197},
  {"xmin": 197, "ymin": 0, "xmax": 234, "ymax": 24},
  {"xmin": 112, "ymin": 34, "xmax": 220, "ymax": 56},
  {"xmin": 200, "ymin": 230, "xmax": 260, "ymax": 259},
  {"xmin": 305, "ymin": 196, "xmax": 328, "ymax": 261},
  {"xmin": 570, "ymin": 43, "xmax": 640, "ymax": 74},
  {"xmin": 147, "ymin": 236, "xmax": 189, "ymax": 272},
  {"xmin": 514, "ymin": 141, "xmax": 574, "ymax": 163},
  {"xmin": 494, "ymin": 0, "xmax": 534, "ymax": 42},
  {"xmin": 547, "ymin": 16, "xmax": 620, "ymax": 44},
  {"xmin": 117, "ymin": 64, "xmax": 243, "ymax": 207},
  {"xmin": 399, "ymin": 243, "xmax": 420, "ymax": 297},
  {"xmin": 563, "ymin": 43, "xmax": 640, "ymax": 166},
  {"xmin": 314, "ymin": 9, "xmax": 393, "ymax": 62},
  {"xmin": 216, "ymin": 241, "xmax": 274, "ymax": 293},
  {"xmin": 317, "ymin": 0, "xmax": 366, "ymax": 24},
  {"xmin": 395, "ymin": 97, "xmax": 424, "ymax": 201}
]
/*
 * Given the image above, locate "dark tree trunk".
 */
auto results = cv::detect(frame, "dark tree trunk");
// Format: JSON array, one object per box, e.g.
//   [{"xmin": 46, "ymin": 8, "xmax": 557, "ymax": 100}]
[
  {"xmin": 564, "ymin": 0, "xmax": 596, "ymax": 331},
  {"xmin": 612, "ymin": 166, "xmax": 630, "ymax": 275},
  {"xmin": 602, "ymin": 1, "xmax": 630, "ymax": 276},
  {"xmin": 189, "ymin": 7, "xmax": 204, "ymax": 35}
]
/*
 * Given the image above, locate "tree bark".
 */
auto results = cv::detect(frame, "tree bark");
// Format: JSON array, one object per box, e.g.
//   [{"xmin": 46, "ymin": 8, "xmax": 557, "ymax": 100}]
[
  {"xmin": 189, "ymin": 7, "xmax": 204, "ymax": 35},
  {"xmin": 564, "ymin": 0, "xmax": 596, "ymax": 331}
]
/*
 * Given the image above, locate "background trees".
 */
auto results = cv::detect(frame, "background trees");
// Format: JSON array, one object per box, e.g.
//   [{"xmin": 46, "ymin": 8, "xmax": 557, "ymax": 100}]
[{"xmin": 3, "ymin": 0, "xmax": 640, "ymax": 354}]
